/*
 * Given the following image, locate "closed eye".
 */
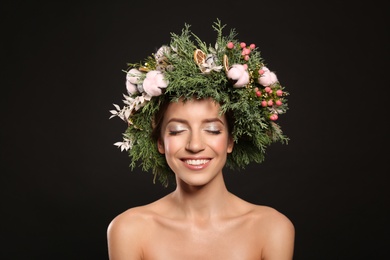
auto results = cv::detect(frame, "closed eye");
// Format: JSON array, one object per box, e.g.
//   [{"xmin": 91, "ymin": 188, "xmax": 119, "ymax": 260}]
[
  {"xmin": 206, "ymin": 130, "xmax": 222, "ymax": 135},
  {"xmin": 168, "ymin": 130, "xmax": 185, "ymax": 136}
]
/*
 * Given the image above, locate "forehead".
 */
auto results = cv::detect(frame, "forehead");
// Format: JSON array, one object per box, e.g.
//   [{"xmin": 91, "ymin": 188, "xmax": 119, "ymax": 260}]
[{"xmin": 164, "ymin": 98, "xmax": 223, "ymax": 119}]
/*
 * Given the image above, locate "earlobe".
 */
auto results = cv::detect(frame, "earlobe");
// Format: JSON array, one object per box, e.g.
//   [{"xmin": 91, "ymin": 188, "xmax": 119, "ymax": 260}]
[
  {"xmin": 227, "ymin": 137, "xmax": 234, "ymax": 154},
  {"xmin": 157, "ymin": 139, "xmax": 165, "ymax": 154}
]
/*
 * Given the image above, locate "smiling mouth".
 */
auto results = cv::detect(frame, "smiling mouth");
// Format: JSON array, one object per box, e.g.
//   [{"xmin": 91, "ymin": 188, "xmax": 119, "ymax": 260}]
[{"xmin": 184, "ymin": 159, "xmax": 210, "ymax": 166}]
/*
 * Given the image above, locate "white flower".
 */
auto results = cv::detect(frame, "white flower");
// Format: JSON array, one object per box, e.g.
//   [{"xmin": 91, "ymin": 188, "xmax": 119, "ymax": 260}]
[
  {"xmin": 114, "ymin": 137, "xmax": 133, "ymax": 151},
  {"xmin": 155, "ymin": 45, "xmax": 170, "ymax": 61},
  {"xmin": 200, "ymin": 54, "xmax": 223, "ymax": 74},
  {"xmin": 143, "ymin": 70, "xmax": 168, "ymax": 96},
  {"xmin": 227, "ymin": 64, "xmax": 250, "ymax": 88},
  {"xmin": 126, "ymin": 68, "xmax": 142, "ymax": 95},
  {"xmin": 134, "ymin": 93, "xmax": 152, "ymax": 110},
  {"xmin": 110, "ymin": 92, "xmax": 152, "ymax": 123},
  {"xmin": 258, "ymin": 66, "xmax": 278, "ymax": 86}
]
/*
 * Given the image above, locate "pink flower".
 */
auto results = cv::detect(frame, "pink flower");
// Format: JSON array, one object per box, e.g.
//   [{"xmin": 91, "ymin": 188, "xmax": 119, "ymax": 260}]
[
  {"xmin": 227, "ymin": 42, "xmax": 234, "ymax": 49},
  {"xmin": 126, "ymin": 68, "xmax": 142, "ymax": 95},
  {"xmin": 227, "ymin": 64, "xmax": 250, "ymax": 88},
  {"xmin": 142, "ymin": 70, "xmax": 168, "ymax": 96},
  {"xmin": 258, "ymin": 66, "xmax": 278, "ymax": 86}
]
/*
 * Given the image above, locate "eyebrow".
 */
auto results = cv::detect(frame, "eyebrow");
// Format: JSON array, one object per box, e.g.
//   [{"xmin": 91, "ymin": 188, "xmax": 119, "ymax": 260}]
[{"xmin": 167, "ymin": 118, "xmax": 225, "ymax": 125}]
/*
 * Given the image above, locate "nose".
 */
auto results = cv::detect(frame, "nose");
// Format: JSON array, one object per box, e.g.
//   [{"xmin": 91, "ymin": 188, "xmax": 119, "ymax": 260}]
[{"xmin": 185, "ymin": 131, "xmax": 205, "ymax": 153}]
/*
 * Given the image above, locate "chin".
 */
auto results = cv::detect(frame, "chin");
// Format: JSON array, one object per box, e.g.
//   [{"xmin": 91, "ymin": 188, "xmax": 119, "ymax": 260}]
[{"xmin": 176, "ymin": 173, "xmax": 219, "ymax": 187}]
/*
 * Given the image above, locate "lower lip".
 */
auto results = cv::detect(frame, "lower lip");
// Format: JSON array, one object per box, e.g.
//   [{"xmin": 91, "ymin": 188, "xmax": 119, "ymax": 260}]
[{"xmin": 183, "ymin": 160, "xmax": 210, "ymax": 170}]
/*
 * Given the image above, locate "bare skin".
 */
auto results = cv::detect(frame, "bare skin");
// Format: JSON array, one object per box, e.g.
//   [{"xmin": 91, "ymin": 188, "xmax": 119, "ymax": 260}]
[{"xmin": 107, "ymin": 99, "xmax": 295, "ymax": 259}]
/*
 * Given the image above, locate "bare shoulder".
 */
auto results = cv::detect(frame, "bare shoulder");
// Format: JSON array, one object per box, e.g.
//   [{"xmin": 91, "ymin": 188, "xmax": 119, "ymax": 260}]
[
  {"xmin": 252, "ymin": 205, "xmax": 294, "ymax": 231},
  {"xmin": 251, "ymin": 205, "xmax": 295, "ymax": 259},
  {"xmin": 107, "ymin": 205, "xmax": 152, "ymax": 237},
  {"xmin": 107, "ymin": 202, "xmax": 162, "ymax": 259}
]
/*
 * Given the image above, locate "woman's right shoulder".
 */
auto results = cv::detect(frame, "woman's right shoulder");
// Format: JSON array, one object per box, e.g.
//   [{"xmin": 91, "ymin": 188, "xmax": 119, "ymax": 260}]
[
  {"xmin": 108, "ymin": 204, "xmax": 156, "ymax": 234},
  {"xmin": 107, "ymin": 204, "xmax": 161, "ymax": 258},
  {"xmin": 107, "ymin": 194, "xmax": 171, "ymax": 234}
]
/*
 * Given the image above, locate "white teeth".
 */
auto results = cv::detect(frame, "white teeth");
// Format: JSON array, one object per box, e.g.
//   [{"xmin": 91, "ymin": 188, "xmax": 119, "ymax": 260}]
[{"xmin": 185, "ymin": 159, "xmax": 209, "ymax": 165}]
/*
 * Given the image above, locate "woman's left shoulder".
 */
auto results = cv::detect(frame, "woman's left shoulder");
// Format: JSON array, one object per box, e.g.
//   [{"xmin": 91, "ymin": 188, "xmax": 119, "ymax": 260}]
[
  {"xmin": 251, "ymin": 205, "xmax": 294, "ymax": 230},
  {"xmin": 250, "ymin": 205, "xmax": 295, "ymax": 257}
]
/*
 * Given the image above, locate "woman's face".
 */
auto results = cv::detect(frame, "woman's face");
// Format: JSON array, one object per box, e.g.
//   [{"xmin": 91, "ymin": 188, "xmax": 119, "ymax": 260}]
[{"xmin": 158, "ymin": 98, "xmax": 234, "ymax": 186}]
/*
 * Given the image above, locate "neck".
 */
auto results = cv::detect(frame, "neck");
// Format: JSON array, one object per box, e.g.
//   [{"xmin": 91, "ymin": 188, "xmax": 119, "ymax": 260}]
[{"xmin": 171, "ymin": 174, "xmax": 232, "ymax": 218}]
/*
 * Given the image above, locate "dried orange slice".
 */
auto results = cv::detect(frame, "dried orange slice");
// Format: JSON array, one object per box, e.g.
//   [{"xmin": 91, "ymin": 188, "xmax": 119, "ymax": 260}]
[
  {"xmin": 223, "ymin": 54, "xmax": 229, "ymax": 72},
  {"xmin": 194, "ymin": 49, "xmax": 206, "ymax": 65}
]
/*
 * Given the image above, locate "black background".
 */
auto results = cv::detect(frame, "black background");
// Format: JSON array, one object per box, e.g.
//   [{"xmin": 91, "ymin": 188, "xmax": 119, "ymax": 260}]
[{"xmin": 1, "ymin": 1, "xmax": 388, "ymax": 259}]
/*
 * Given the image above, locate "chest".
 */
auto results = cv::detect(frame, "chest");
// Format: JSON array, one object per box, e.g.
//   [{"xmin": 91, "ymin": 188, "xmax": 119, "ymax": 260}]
[{"xmin": 143, "ymin": 219, "xmax": 263, "ymax": 260}]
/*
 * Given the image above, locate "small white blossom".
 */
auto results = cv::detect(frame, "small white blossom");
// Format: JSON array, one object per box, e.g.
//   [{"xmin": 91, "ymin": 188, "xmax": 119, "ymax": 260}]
[
  {"xmin": 200, "ymin": 54, "xmax": 223, "ymax": 74},
  {"xmin": 114, "ymin": 137, "xmax": 133, "ymax": 151},
  {"xmin": 110, "ymin": 92, "xmax": 153, "ymax": 124}
]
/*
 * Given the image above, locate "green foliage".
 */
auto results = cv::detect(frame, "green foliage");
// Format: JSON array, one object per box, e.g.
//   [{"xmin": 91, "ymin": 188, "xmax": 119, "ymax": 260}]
[{"xmin": 112, "ymin": 19, "xmax": 289, "ymax": 187}]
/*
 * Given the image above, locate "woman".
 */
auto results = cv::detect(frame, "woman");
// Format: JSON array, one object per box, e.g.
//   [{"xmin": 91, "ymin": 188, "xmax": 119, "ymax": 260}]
[{"xmin": 108, "ymin": 20, "xmax": 295, "ymax": 259}]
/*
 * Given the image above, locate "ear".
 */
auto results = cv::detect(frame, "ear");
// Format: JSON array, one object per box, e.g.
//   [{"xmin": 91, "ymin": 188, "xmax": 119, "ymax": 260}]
[
  {"xmin": 227, "ymin": 136, "xmax": 234, "ymax": 154},
  {"xmin": 157, "ymin": 139, "xmax": 165, "ymax": 154}
]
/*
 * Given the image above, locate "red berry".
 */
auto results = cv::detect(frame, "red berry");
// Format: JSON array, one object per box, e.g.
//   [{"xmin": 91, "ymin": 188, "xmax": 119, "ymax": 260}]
[
  {"xmin": 270, "ymin": 114, "xmax": 278, "ymax": 121},
  {"xmin": 227, "ymin": 42, "xmax": 234, "ymax": 49}
]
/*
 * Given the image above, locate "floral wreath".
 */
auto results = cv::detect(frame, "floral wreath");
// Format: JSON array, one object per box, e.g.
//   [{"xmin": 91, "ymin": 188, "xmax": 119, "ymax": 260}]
[{"xmin": 110, "ymin": 19, "xmax": 289, "ymax": 186}]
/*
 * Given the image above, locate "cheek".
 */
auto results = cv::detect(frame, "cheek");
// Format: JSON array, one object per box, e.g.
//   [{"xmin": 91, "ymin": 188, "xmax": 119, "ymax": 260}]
[
  {"xmin": 162, "ymin": 136, "xmax": 183, "ymax": 155},
  {"xmin": 209, "ymin": 136, "xmax": 232, "ymax": 152}
]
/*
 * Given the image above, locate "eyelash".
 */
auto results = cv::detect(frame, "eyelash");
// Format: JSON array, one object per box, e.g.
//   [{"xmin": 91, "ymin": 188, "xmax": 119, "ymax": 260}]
[
  {"xmin": 207, "ymin": 130, "xmax": 221, "ymax": 135},
  {"xmin": 168, "ymin": 130, "xmax": 184, "ymax": 136},
  {"xmin": 168, "ymin": 130, "xmax": 221, "ymax": 135}
]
